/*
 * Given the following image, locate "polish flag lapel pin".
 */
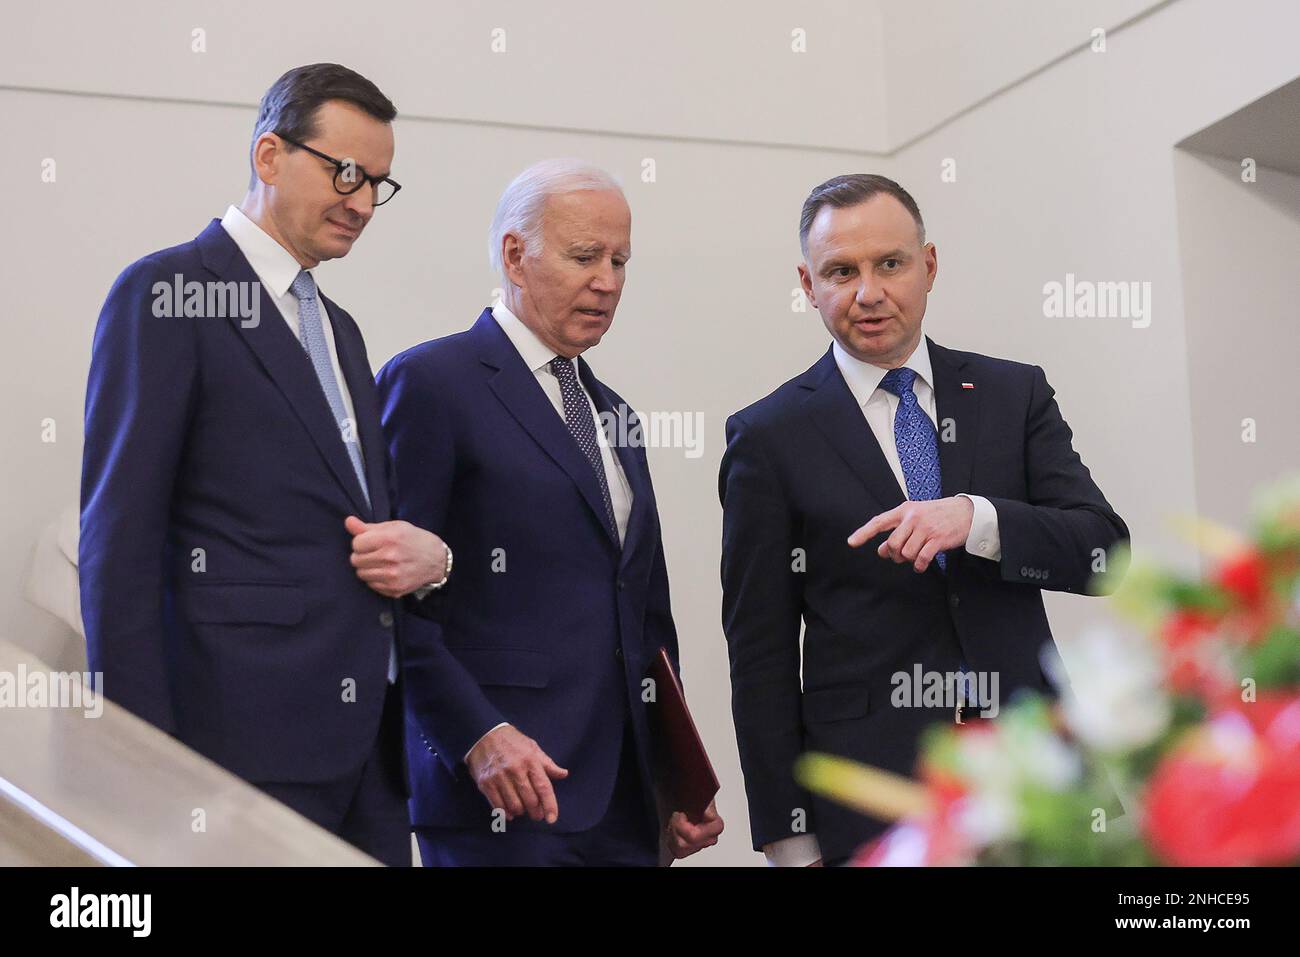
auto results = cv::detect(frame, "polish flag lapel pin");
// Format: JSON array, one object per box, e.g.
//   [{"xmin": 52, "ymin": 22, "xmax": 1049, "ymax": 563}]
[{"xmin": 961, "ymin": 382, "xmax": 975, "ymax": 390}]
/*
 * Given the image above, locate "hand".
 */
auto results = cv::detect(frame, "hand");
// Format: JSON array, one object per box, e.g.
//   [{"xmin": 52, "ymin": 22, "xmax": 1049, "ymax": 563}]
[
  {"xmin": 465, "ymin": 725, "xmax": 569, "ymax": 824},
  {"xmin": 664, "ymin": 799, "xmax": 724, "ymax": 858},
  {"xmin": 345, "ymin": 516, "xmax": 449, "ymax": 597},
  {"xmin": 847, "ymin": 496, "xmax": 973, "ymax": 573}
]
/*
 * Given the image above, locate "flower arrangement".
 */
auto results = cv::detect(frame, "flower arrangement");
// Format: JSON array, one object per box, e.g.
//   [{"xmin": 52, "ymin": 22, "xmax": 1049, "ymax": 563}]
[{"xmin": 797, "ymin": 477, "xmax": 1300, "ymax": 866}]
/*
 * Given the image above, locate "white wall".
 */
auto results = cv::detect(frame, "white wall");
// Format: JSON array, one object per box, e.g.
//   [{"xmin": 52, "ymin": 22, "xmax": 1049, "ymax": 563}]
[
  {"xmin": 0, "ymin": 0, "xmax": 889, "ymax": 151},
  {"xmin": 1174, "ymin": 150, "xmax": 1300, "ymax": 531},
  {"xmin": 2, "ymin": 0, "xmax": 1297, "ymax": 866},
  {"xmin": 879, "ymin": 0, "xmax": 1165, "ymax": 146}
]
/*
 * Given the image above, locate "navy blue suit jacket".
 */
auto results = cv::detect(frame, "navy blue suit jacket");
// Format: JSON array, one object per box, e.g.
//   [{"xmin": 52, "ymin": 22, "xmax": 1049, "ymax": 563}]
[
  {"xmin": 375, "ymin": 309, "xmax": 679, "ymax": 833},
  {"xmin": 719, "ymin": 338, "xmax": 1129, "ymax": 862},
  {"xmin": 80, "ymin": 219, "xmax": 407, "ymax": 785}
]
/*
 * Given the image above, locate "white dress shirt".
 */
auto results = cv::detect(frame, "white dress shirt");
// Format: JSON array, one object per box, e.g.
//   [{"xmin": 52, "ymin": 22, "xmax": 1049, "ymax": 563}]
[
  {"xmin": 219, "ymin": 205, "xmax": 397, "ymax": 684},
  {"xmin": 766, "ymin": 336, "xmax": 1001, "ymax": 868},
  {"xmin": 461, "ymin": 302, "xmax": 636, "ymax": 762},
  {"xmin": 219, "ymin": 206, "xmax": 361, "ymax": 445},
  {"xmin": 831, "ymin": 336, "xmax": 1001, "ymax": 562}
]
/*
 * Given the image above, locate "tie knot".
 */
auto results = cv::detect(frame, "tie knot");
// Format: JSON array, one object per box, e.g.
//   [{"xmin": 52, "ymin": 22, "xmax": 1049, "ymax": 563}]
[
  {"xmin": 290, "ymin": 270, "xmax": 317, "ymax": 302},
  {"xmin": 879, "ymin": 366, "xmax": 918, "ymax": 398},
  {"xmin": 549, "ymin": 356, "xmax": 576, "ymax": 381}
]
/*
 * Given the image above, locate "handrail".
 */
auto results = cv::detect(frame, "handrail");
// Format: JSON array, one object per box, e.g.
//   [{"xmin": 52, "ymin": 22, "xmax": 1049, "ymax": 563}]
[{"xmin": 0, "ymin": 639, "xmax": 378, "ymax": 866}]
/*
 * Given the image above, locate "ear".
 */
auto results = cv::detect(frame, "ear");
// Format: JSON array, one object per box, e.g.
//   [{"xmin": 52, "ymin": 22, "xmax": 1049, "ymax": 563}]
[
  {"xmin": 250, "ymin": 132, "xmax": 284, "ymax": 187},
  {"xmin": 502, "ymin": 233, "xmax": 528, "ymax": 289},
  {"xmin": 797, "ymin": 262, "xmax": 817, "ymax": 309},
  {"xmin": 923, "ymin": 242, "xmax": 938, "ymax": 291}
]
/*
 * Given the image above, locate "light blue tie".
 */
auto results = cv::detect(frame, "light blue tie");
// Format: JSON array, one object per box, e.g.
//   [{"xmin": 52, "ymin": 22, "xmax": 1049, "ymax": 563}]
[
  {"xmin": 878, "ymin": 366, "xmax": 945, "ymax": 572},
  {"xmin": 292, "ymin": 271, "xmax": 394, "ymax": 683},
  {"xmin": 290, "ymin": 271, "xmax": 370, "ymax": 508}
]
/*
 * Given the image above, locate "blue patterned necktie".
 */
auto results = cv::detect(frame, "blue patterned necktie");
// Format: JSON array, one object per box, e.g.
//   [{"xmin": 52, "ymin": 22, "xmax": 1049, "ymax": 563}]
[
  {"xmin": 879, "ymin": 366, "xmax": 945, "ymax": 572},
  {"xmin": 549, "ymin": 356, "xmax": 617, "ymax": 536},
  {"xmin": 290, "ymin": 270, "xmax": 369, "ymax": 508}
]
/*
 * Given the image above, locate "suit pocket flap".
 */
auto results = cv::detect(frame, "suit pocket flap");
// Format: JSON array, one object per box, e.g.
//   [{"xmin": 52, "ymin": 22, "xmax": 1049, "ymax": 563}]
[
  {"xmin": 453, "ymin": 647, "xmax": 550, "ymax": 689},
  {"xmin": 802, "ymin": 686, "xmax": 871, "ymax": 723},
  {"xmin": 180, "ymin": 582, "xmax": 305, "ymax": 626}
]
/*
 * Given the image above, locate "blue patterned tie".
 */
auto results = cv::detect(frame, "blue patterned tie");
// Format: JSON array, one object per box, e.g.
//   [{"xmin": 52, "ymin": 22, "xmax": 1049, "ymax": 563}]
[
  {"xmin": 549, "ymin": 356, "xmax": 616, "ymax": 536},
  {"xmin": 291, "ymin": 271, "xmax": 369, "ymax": 508},
  {"xmin": 879, "ymin": 367, "xmax": 945, "ymax": 572}
]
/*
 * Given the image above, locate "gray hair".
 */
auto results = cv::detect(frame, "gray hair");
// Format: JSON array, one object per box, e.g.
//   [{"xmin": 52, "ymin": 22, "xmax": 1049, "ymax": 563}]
[{"xmin": 488, "ymin": 159, "xmax": 624, "ymax": 282}]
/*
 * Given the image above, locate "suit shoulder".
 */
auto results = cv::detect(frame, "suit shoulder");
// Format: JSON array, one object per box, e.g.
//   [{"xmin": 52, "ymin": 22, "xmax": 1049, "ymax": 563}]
[
  {"xmin": 94, "ymin": 240, "xmax": 207, "ymax": 341},
  {"xmin": 376, "ymin": 328, "xmax": 477, "ymax": 383},
  {"xmin": 727, "ymin": 358, "xmax": 826, "ymax": 433},
  {"xmin": 937, "ymin": 344, "xmax": 1040, "ymax": 380},
  {"xmin": 114, "ymin": 237, "xmax": 205, "ymax": 283}
]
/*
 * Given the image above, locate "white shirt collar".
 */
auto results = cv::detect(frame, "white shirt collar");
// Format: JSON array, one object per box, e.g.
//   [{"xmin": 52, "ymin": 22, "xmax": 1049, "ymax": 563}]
[
  {"xmin": 219, "ymin": 205, "xmax": 311, "ymax": 299},
  {"xmin": 832, "ymin": 335, "xmax": 934, "ymax": 408},
  {"xmin": 492, "ymin": 301, "xmax": 564, "ymax": 374}
]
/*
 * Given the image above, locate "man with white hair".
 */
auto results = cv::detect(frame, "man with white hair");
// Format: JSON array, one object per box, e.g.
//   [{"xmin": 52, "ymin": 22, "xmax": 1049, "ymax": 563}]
[{"xmin": 376, "ymin": 160, "xmax": 723, "ymax": 865}]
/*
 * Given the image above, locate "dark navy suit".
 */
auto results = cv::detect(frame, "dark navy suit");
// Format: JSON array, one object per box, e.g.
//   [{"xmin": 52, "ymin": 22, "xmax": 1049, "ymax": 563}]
[
  {"xmin": 720, "ymin": 338, "xmax": 1129, "ymax": 864},
  {"xmin": 80, "ymin": 219, "xmax": 414, "ymax": 863},
  {"xmin": 375, "ymin": 309, "xmax": 679, "ymax": 865}
]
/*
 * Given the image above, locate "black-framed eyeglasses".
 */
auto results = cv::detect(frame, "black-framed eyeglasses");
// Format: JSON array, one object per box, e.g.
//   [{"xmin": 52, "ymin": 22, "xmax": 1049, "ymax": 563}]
[{"xmin": 277, "ymin": 133, "xmax": 402, "ymax": 206}]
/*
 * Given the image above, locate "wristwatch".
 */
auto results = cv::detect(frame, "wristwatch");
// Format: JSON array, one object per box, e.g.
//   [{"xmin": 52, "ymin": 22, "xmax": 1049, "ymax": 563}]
[{"xmin": 413, "ymin": 545, "xmax": 453, "ymax": 600}]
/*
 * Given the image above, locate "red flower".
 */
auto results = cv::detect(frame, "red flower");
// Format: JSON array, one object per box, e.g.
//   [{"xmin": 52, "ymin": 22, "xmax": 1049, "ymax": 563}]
[
  {"xmin": 1159, "ymin": 610, "xmax": 1232, "ymax": 697},
  {"xmin": 1160, "ymin": 609, "xmax": 1217, "ymax": 649},
  {"xmin": 1217, "ymin": 550, "xmax": 1270, "ymax": 613},
  {"xmin": 1143, "ymin": 693, "xmax": 1300, "ymax": 866}
]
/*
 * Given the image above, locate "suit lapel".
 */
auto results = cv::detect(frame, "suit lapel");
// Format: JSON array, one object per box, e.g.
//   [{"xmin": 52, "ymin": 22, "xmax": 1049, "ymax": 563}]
[
  {"xmin": 801, "ymin": 338, "xmax": 981, "ymax": 509},
  {"xmin": 579, "ymin": 357, "xmax": 650, "ymax": 564},
  {"xmin": 472, "ymin": 311, "xmax": 620, "ymax": 547},
  {"xmin": 801, "ymin": 348, "xmax": 906, "ymax": 512},
  {"xmin": 926, "ymin": 335, "xmax": 979, "ymax": 498},
  {"xmin": 195, "ymin": 220, "xmax": 373, "ymax": 518},
  {"xmin": 326, "ymin": 295, "xmax": 388, "ymax": 521}
]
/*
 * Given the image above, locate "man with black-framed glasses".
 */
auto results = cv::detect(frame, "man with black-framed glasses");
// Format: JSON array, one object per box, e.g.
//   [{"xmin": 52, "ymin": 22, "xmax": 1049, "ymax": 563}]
[
  {"xmin": 80, "ymin": 63, "xmax": 446, "ymax": 865},
  {"xmin": 274, "ymin": 133, "xmax": 402, "ymax": 208}
]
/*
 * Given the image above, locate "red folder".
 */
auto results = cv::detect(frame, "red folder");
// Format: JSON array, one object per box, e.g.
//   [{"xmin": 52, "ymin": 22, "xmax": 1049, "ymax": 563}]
[{"xmin": 647, "ymin": 646, "xmax": 720, "ymax": 822}]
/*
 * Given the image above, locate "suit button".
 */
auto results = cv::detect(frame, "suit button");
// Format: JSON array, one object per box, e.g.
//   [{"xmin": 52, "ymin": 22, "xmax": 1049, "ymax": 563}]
[
  {"xmin": 615, "ymin": 646, "xmax": 624, "ymax": 660},
  {"xmin": 1043, "ymin": 570, "xmax": 1050, "ymax": 580},
  {"xmin": 379, "ymin": 610, "xmax": 394, "ymax": 628},
  {"xmin": 618, "ymin": 579, "xmax": 626, "ymax": 591},
  {"xmin": 949, "ymin": 594, "xmax": 960, "ymax": 608},
  {"xmin": 1020, "ymin": 566, "xmax": 1029, "ymax": 576}
]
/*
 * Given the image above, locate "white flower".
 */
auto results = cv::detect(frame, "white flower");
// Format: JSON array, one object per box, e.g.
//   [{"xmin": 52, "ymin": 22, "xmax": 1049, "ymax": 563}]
[
  {"xmin": 1011, "ymin": 721, "xmax": 1083, "ymax": 789},
  {"xmin": 869, "ymin": 822, "xmax": 931, "ymax": 866},
  {"xmin": 1050, "ymin": 625, "xmax": 1170, "ymax": 753},
  {"xmin": 954, "ymin": 792, "xmax": 1019, "ymax": 846}
]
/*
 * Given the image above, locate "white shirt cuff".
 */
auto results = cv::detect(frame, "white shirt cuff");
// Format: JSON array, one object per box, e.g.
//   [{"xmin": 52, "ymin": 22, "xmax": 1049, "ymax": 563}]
[
  {"xmin": 764, "ymin": 834, "xmax": 822, "ymax": 867},
  {"xmin": 957, "ymin": 493, "xmax": 1001, "ymax": 561},
  {"xmin": 463, "ymin": 722, "xmax": 510, "ymax": 763}
]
